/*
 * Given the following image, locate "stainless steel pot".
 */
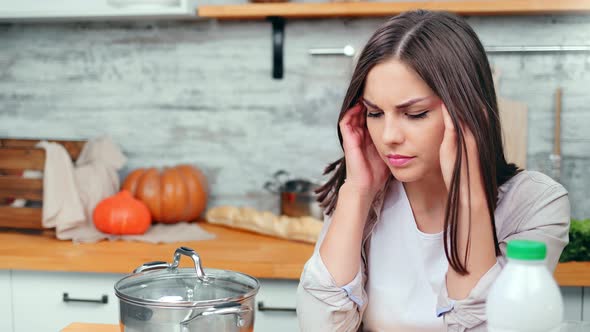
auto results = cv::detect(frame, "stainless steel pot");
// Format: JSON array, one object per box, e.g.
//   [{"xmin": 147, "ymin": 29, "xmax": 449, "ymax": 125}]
[
  {"xmin": 115, "ymin": 247, "xmax": 259, "ymax": 332},
  {"xmin": 264, "ymin": 170, "xmax": 324, "ymax": 220}
]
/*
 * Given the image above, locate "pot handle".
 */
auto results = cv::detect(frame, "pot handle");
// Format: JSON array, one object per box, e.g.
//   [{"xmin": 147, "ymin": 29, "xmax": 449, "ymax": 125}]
[
  {"xmin": 273, "ymin": 169, "xmax": 290, "ymax": 184},
  {"xmin": 171, "ymin": 246, "xmax": 208, "ymax": 282},
  {"xmin": 180, "ymin": 302, "xmax": 252, "ymax": 328},
  {"xmin": 133, "ymin": 261, "xmax": 170, "ymax": 273},
  {"xmin": 264, "ymin": 180, "xmax": 280, "ymax": 193}
]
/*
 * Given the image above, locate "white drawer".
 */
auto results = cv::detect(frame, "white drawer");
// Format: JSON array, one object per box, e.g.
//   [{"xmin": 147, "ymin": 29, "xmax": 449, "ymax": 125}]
[
  {"xmin": 12, "ymin": 270, "xmax": 124, "ymax": 332},
  {"xmin": 562, "ymin": 286, "xmax": 583, "ymax": 321},
  {"xmin": 254, "ymin": 278, "xmax": 299, "ymax": 332},
  {"xmin": 0, "ymin": 270, "xmax": 14, "ymax": 332}
]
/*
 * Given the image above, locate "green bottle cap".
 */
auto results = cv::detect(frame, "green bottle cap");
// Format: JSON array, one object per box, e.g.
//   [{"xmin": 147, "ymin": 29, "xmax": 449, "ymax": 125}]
[{"xmin": 507, "ymin": 240, "xmax": 547, "ymax": 260}]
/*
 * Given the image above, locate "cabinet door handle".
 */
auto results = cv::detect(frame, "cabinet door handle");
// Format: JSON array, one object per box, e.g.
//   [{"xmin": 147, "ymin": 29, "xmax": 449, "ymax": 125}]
[
  {"xmin": 63, "ymin": 292, "xmax": 108, "ymax": 304},
  {"xmin": 257, "ymin": 301, "xmax": 296, "ymax": 313}
]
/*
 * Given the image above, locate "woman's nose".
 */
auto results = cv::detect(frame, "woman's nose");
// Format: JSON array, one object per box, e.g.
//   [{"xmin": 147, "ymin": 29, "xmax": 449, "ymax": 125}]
[{"xmin": 382, "ymin": 116, "xmax": 404, "ymax": 144}]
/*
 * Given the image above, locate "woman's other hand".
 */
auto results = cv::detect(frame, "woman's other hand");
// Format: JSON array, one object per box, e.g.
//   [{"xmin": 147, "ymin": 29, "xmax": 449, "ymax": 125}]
[{"xmin": 439, "ymin": 104, "xmax": 486, "ymax": 203}]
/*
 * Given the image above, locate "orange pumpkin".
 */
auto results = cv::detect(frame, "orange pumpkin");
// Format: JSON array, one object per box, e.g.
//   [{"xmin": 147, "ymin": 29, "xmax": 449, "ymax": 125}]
[
  {"xmin": 121, "ymin": 164, "xmax": 208, "ymax": 223},
  {"xmin": 93, "ymin": 190, "xmax": 151, "ymax": 235}
]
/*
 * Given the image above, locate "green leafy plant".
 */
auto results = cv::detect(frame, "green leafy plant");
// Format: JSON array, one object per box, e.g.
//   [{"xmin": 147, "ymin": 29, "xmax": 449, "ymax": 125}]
[{"xmin": 559, "ymin": 218, "xmax": 590, "ymax": 263}]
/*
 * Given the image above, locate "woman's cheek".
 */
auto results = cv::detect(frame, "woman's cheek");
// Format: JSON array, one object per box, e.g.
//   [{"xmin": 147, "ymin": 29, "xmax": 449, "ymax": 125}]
[{"xmin": 366, "ymin": 121, "xmax": 380, "ymax": 145}]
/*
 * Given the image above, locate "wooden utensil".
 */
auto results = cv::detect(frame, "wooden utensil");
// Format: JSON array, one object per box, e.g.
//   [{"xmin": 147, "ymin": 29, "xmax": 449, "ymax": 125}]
[
  {"xmin": 549, "ymin": 87, "xmax": 563, "ymax": 181},
  {"xmin": 498, "ymin": 97, "xmax": 528, "ymax": 169},
  {"xmin": 494, "ymin": 66, "xmax": 528, "ymax": 169},
  {"xmin": 554, "ymin": 88, "xmax": 562, "ymax": 155}
]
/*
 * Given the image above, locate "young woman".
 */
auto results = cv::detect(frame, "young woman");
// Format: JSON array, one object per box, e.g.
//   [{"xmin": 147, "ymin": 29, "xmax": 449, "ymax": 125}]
[{"xmin": 296, "ymin": 9, "xmax": 570, "ymax": 332}]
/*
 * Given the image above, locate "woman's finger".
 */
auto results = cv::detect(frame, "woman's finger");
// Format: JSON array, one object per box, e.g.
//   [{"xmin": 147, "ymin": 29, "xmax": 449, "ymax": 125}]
[
  {"xmin": 463, "ymin": 123, "xmax": 477, "ymax": 154},
  {"xmin": 340, "ymin": 103, "xmax": 361, "ymax": 127},
  {"xmin": 359, "ymin": 103, "xmax": 367, "ymax": 129},
  {"xmin": 339, "ymin": 103, "xmax": 359, "ymax": 131},
  {"xmin": 350, "ymin": 103, "xmax": 362, "ymax": 132},
  {"xmin": 441, "ymin": 103, "xmax": 456, "ymax": 135}
]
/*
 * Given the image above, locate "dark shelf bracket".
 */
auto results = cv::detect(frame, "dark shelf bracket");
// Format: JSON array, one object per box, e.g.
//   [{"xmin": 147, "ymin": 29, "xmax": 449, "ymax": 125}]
[{"xmin": 268, "ymin": 16, "xmax": 285, "ymax": 79}]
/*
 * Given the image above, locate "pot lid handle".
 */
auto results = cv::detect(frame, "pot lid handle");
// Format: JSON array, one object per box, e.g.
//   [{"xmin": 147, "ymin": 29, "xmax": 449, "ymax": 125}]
[
  {"xmin": 171, "ymin": 246, "xmax": 208, "ymax": 282},
  {"xmin": 133, "ymin": 260, "xmax": 170, "ymax": 273}
]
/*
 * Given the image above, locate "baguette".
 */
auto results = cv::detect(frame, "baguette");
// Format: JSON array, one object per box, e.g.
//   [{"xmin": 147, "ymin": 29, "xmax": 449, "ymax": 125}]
[{"xmin": 205, "ymin": 206, "xmax": 323, "ymax": 244}]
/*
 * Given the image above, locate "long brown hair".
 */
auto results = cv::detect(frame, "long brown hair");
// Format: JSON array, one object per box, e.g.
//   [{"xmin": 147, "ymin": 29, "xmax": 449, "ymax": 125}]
[{"xmin": 316, "ymin": 10, "xmax": 521, "ymax": 275}]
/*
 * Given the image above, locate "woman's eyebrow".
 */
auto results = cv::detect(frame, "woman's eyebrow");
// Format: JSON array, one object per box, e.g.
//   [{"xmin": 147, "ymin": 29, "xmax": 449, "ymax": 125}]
[
  {"xmin": 360, "ymin": 97, "xmax": 382, "ymax": 111},
  {"xmin": 361, "ymin": 96, "xmax": 429, "ymax": 111},
  {"xmin": 395, "ymin": 97, "xmax": 429, "ymax": 109}
]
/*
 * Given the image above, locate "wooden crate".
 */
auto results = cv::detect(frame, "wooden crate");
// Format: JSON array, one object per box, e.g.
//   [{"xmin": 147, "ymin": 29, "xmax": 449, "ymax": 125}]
[{"xmin": 0, "ymin": 139, "xmax": 86, "ymax": 230}]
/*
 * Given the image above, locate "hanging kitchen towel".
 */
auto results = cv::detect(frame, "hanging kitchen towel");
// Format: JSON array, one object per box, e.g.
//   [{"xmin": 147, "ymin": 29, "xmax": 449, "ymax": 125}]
[
  {"xmin": 37, "ymin": 141, "xmax": 86, "ymax": 234},
  {"xmin": 37, "ymin": 136, "xmax": 126, "ymax": 242},
  {"xmin": 492, "ymin": 66, "xmax": 529, "ymax": 169},
  {"xmin": 67, "ymin": 135, "xmax": 128, "ymax": 242}
]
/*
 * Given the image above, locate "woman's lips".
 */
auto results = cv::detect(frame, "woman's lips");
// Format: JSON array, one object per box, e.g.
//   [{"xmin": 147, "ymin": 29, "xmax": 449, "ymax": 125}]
[{"xmin": 387, "ymin": 154, "xmax": 415, "ymax": 167}]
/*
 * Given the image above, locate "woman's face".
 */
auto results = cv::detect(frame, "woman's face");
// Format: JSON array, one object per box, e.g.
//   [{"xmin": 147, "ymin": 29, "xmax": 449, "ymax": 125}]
[{"xmin": 362, "ymin": 58, "xmax": 445, "ymax": 183}]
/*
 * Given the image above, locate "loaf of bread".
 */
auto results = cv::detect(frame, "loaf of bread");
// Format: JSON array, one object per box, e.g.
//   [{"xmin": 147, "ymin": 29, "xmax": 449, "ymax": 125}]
[{"xmin": 205, "ymin": 206, "xmax": 323, "ymax": 244}]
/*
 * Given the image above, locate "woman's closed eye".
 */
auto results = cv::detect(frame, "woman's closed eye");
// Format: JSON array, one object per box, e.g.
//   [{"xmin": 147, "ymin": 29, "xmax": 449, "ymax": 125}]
[
  {"xmin": 366, "ymin": 110, "xmax": 383, "ymax": 118},
  {"xmin": 366, "ymin": 110, "xmax": 430, "ymax": 119},
  {"xmin": 407, "ymin": 110, "xmax": 430, "ymax": 119}
]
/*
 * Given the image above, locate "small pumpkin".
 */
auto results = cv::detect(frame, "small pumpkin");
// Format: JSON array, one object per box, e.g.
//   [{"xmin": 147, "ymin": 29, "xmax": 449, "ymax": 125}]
[
  {"xmin": 121, "ymin": 164, "xmax": 208, "ymax": 223},
  {"xmin": 93, "ymin": 190, "xmax": 151, "ymax": 235}
]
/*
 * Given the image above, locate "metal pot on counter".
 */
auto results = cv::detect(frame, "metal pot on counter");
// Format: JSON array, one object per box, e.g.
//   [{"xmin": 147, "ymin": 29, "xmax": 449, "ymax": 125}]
[
  {"xmin": 115, "ymin": 247, "xmax": 259, "ymax": 332},
  {"xmin": 264, "ymin": 170, "xmax": 324, "ymax": 220}
]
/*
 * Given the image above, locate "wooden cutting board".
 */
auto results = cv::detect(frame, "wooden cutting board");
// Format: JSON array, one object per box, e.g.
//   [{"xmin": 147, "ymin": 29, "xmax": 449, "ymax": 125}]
[{"xmin": 498, "ymin": 96, "xmax": 528, "ymax": 169}]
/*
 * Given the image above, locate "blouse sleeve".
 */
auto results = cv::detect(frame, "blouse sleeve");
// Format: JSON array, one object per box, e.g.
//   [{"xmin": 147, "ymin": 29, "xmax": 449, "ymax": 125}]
[
  {"xmin": 296, "ymin": 212, "xmax": 368, "ymax": 332},
  {"xmin": 437, "ymin": 180, "xmax": 570, "ymax": 332}
]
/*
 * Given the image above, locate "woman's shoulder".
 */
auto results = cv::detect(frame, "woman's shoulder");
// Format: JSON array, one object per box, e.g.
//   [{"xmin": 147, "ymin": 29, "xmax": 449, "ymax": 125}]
[
  {"xmin": 498, "ymin": 170, "xmax": 568, "ymax": 202},
  {"xmin": 495, "ymin": 170, "xmax": 569, "ymax": 234}
]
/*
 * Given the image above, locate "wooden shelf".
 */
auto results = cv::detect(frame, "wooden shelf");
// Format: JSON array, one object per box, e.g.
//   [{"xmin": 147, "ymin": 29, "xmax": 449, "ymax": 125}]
[{"xmin": 198, "ymin": 0, "xmax": 590, "ymax": 20}]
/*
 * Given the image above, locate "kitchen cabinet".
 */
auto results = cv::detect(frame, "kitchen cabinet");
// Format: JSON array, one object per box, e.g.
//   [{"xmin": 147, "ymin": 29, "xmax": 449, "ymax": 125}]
[
  {"xmin": 2, "ymin": 269, "xmax": 590, "ymax": 331},
  {"xmin": 0, "ymin": 226, "xmax": 589, "ymax": 330},
  {"xmin": 255, "ymin": 279, "xmax": 299, "ymax": 332},
  {"xmin": 0, "ymin": 0, "xmax": 198, "ymax": 22},
  {"xmin": 0, "ymin": 270, "xmax": 13, "ymax": 332},
  {"xmin": 11, "ymin": 271, "xmax": 123, "ymax": 332},
  {"xmin": 6, "ymin": 270, "xmax": 299, "ymax": 332},
  {"xmin": 562, "ymin": 287, "xmax": 584, "ymax": 321}
]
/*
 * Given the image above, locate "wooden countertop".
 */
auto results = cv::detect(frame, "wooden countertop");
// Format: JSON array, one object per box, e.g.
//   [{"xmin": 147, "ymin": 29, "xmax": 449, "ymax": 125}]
[
  {"xmin": 61, "ymin": 323, "xmax": 118, "ymax": 332},
  {"xmin": 0, "ymin": 223, "xmax": 314, "ymax": 279},
  {"xmin": 1, "ymin": 223, "xmax": 589, "ymax": 285}
]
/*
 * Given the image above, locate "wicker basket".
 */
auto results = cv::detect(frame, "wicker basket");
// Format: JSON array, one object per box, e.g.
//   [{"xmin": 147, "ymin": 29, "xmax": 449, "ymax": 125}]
[{"xmin": 0, "ymin": 138, "xmax": 85, "ymax": 230}]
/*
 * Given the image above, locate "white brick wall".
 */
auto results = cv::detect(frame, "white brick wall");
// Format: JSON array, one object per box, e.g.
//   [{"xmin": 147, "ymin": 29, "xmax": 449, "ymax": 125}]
[{"xmin": 0, "ymin": 11, "xmax": 589, "ymax": 218}]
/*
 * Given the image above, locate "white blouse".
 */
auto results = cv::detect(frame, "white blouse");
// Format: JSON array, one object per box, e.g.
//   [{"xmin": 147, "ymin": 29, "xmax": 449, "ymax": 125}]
[
  {"xmin": 297, "ymin": 170, "xmax": 570, "ymax": 332},
  {"xmin": 363, "ymin": 180, "xmax": 446, "ymax": 331}
]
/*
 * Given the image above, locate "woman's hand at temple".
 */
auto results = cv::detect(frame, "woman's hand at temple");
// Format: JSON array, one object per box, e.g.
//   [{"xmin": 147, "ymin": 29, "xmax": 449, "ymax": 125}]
[{"xmin": 339, "ymin": 102, "xmax": 390, "ymax": 200}]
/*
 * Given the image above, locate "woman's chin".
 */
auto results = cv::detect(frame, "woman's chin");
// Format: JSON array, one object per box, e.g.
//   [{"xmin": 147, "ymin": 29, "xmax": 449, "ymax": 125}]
[{"xmin": 389, "ymin": 166, "xmax": 425, "ymax": 183}]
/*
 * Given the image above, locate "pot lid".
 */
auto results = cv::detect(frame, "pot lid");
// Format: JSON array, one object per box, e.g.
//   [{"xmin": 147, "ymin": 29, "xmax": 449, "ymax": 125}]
[{"xmin": 115, "ymin": 247, "xmax": 259, "ymax": 308}]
